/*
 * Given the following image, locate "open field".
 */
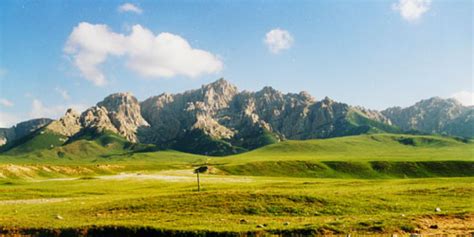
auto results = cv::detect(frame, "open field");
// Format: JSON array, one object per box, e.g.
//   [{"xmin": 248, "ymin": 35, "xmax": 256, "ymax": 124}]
[
  {"xmin": 0, "ymin": 170, "xmax": 473, "ymax": 236},
  {"xmin": 0, "ymin": 134, "xmax": 473, "ymax": 236}
]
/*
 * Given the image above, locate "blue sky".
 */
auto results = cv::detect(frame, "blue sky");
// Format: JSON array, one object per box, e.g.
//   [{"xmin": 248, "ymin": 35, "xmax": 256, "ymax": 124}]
[{"xmin": 0, "ymin": 0, "xmax": 472, "ymax": 127}]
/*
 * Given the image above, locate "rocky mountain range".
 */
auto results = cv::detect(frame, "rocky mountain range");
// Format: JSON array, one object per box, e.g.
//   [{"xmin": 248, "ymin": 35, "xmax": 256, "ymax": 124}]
[
  {"xmin": 0, "ymin": 79, "xmax": 472, "ymax": 155},
  {"xmin": 382, "ymin": 97, "xmax": 473, "ymax": 137}
]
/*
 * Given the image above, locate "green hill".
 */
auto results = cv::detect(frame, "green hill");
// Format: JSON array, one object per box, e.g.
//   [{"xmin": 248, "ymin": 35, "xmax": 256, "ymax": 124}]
[
  {"xmin": 0, "ymin": 128, "xmax": 68, "ymax": 155},
  {"xmin": 214, "ymin": 134, "xmax": 474, "ymax": 178},
  {"xmin": 0, "ymin": 132, "xmax": 472, "ymax": 179}
]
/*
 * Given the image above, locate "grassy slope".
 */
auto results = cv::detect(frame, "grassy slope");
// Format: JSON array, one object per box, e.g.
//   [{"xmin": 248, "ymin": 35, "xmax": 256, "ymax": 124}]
[
  {"xmin": 0, "ymin": 129, "xmax": 68, "ymax": 154},
  {"xmin": 0, "ymin": 133, "xmax": 472, "ymax": 179},
  {"xmin": 214, "ymin": 134, "xmax": 474, "ymax": 178},
  {"xmin": 0, "ymin": 130, "xmax": 206, "ymax": 179},
  {"xmin": 218, "ymin": 134, "xmax": 473, "ymax": 163}
]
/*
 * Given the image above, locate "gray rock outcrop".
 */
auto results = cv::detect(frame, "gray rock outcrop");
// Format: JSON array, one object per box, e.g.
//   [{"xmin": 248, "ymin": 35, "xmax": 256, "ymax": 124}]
[
  {"xmin": 46, "ymin": 92, "xmax": 148, "ymax": 143},
  {"xmin": 139, "ymin": 79, "xmax": 392, "ymax": 147},
  {"xmin": 382, "ymin": 97, "xmax": 473, "ymax": 137},
  {"xmin": 46, "ymin": 109, "xmax": 82, "ymax": 137}
]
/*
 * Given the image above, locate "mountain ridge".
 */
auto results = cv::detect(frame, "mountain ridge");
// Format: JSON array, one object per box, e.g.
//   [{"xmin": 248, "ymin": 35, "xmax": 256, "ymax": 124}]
[{"xmin": 1, "ymin": 79, "xmax": 472, "ymax": 156}]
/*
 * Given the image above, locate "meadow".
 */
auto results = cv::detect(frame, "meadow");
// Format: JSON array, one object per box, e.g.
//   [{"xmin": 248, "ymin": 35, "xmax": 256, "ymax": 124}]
[{"xmin": 0, "ymin": 134, "xmax": 473, "ymax": 236}]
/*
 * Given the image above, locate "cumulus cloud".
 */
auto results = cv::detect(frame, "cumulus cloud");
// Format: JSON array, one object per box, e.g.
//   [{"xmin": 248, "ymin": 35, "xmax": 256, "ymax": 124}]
[
  {"xmin": 64, "ymin": 22, "xmax": 223, "ymax": 86},
  {"xmin": 30, "ymin": 99, "xmax": 87, "ymax": 119},
  {"xmin": 118, "ymin": 3, "xmax": 143, "ymax": 14},
  {"xmin": 392, "ymin": 0, "xmax": 431, "ymax": 21},
  {"xmin": 264, "ymin": 28, "xmax": 294, "ymax": 54},
  {"xmin": 0, "ymin": 98, "xmax": 13, "ymax": 107},
  {"xmin": 0, "ymin": 112, "xmax": 19, "ymax": 127},
  {"xmin": 55, "ymin": 87, "xmax": 70, "ymax": 100},
  {"xmin": 451, "ymin": 91, "xmax": 474, "ymax": 106}
]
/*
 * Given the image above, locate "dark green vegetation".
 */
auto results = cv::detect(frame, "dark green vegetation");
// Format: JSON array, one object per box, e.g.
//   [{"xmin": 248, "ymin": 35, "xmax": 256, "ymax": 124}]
[
  {"xmin": 151, "ymin": 128, "xmax": 282, "ymax": 156},
  {"xmin": 328, "ymin": 110, "xmax": 401, "ymax": 137},
  {"xmin": 169, "ymin": 130, "xmax": 247, "ymax": 156},
  {"xmin": 218, "ymin": 160, "xmax": 474, "ymax": 179},
  {"xmin": 0, "ymin": 134, "xmax": 473, "ymax": 235}
]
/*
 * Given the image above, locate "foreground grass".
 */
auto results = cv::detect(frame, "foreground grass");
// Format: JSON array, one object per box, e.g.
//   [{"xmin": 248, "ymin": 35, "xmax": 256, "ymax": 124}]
[
  {"xmin": 0, "ymin": 172, "xmax": 473, "ymax": 235},
  {"xmin": 0, "ymin": 134, "xmax": 472, "ymax": 235}
]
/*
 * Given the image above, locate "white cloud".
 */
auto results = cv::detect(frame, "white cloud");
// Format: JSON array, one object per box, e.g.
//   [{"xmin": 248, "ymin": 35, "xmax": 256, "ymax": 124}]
[
  {"xmin": 118, "ymin": 3, "xmax": 143, "ymax": 14},
  {"xmin": 64, "ymin": 23, "xmax": 126, "ymax": 86},
  {"xmin": 451, "ymin": 91, "xmax": 474, "ymax": 106},
  {"xmin": 30, "ymin": 99, "xmax": 87, "ymax": 119},
  {"xmin": 392, "ymin": 0, "xmax": 431, "ymax": 21},
  {"xmin": 64, "ymin": 22, "xmax": 223, "ymax": 86},
  {"xmin": 0, "ymin": 112, "xmax": 19, "ymax": 128},
  {"xmin": 55, "ymin": 87, "xmax": 70, "ymax": 100},
  {"xmin": 264, "ymin": 28, "xmax": 294, "ymax": 54},
  {"xmin": 0, "ymin": 98, "xmax": 13, "ymax": 107}
]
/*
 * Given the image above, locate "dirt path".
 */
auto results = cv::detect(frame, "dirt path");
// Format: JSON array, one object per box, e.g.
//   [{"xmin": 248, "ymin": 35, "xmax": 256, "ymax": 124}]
[
  {"xmin": 97, "ymin": 170, "xmax": 254, "ymax": 183},
  {"xmin": 0, "ymin": 197, "xmax": 70, "ymax": 205},
  {"xmin": 31, "ymin": 169, "xmax": 254, "ymax": 183}
]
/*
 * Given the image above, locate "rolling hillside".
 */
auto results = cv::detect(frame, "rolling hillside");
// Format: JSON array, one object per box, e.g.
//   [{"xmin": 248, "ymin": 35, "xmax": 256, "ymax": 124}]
[
  {"xmin": 0, "ymin": 133, "xmax": 472, "ymax": 179},
  {"xmin": 214, "ymin": 134, "xmax": 474, "ymax": 178}
]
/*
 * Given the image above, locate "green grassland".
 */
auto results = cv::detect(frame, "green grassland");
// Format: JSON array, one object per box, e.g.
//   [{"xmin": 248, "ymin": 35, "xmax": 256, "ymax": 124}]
[
  {"xmin": 0, "ymin": 174, "xmax": 472, "ymax": 236},
  {"xmin": 0, "ymin": 133, "xmax": 473, "ymax": 235}
]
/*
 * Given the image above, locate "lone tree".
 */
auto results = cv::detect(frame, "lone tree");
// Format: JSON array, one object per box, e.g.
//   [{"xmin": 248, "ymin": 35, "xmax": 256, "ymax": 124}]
[{"xmin": 194, "ymin": 166, "xmax": 208, "ymax": 192}]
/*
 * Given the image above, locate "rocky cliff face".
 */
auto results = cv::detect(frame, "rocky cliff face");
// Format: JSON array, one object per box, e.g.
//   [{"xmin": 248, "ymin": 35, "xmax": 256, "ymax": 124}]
[
  {"xmin": 45, "ymin": 93, "xmax": 148, "ymax": 143},
  {"xmin": 95, "ymin": 93, "xmax": 149, "ymax": 142},
  {"xmin": 140, "ymin": 79, "xmax": 240, "ymax": 143},
  {"xmin": 46, "ymin": 109, "xmax": 82, "ymax": 137},
  {"xmin": 139, "ymin": 79, "xmax": 393, "ymax": 153},
  {"xmin": 382, "ymin": 97, "xmax": 472, "ymax": 137},
  {"xmin": 442, "ymin": 109, "xmax": 474, "ymax": 138}
]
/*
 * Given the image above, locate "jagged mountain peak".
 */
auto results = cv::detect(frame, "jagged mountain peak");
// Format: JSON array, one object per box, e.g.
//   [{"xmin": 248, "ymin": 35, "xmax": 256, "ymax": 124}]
[
  {"xmin": 46, "ymin": 108, "xmax": 82, "ymax": 137},
  {"xmin": 98, "ymin": 92, "xmax": 138, "ymax": 108},
  {"xmin": 298, "ymin": 91, "xmax": 314, "ymax": 101},
  {"xmin": 204, "ymin": 78, "xmax": 235, "ymax": 89},
  {"xmin": 201, "ymin": 78, "xmax": 238, "ymax": 97},
  {"xmin": 5, "ymin": 79, "xmax": 470, "ymax": 156},
  {"xmin": 322, "ymin": 96, "xmax": 332, "ymax": 102},
  {"xmin": 382, "ymin": 96, "xmax": 471, "ymax": 137},
  {"xmin": 199, "ymin": 78, "xmax": 239, "ymax": 109},
  {"xmin": 415, "ymin": 96, "xmax": 462, "ymax": 107},
  {"xmin": 41, "ymin": 92, "xmax": 148, "ymax": 143},
  {"xmin": 259, "ymin": 86, "xmax": 278, "ymax": 94},
  {"xmin": 64, "ymin": 108, "xmax": 80, "ymax": 116}
]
